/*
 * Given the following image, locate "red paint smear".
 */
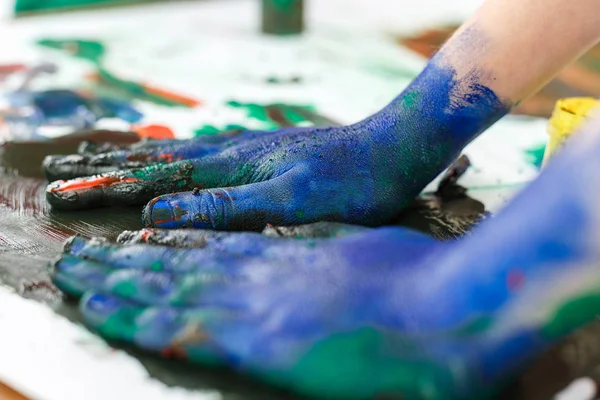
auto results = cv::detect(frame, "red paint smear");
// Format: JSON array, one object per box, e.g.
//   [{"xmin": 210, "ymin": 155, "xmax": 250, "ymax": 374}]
[
  {"xmin": 158, "ymin": 153, "xmax": 174, "ymax": 163},
  {"xmin": 133, "ymin": 124, "xmax": 175, "ymax": 140},
  {"xmin": 0, "ymin": 64, "xmax": 27, "ymax": 74},
  {"xmin": 49, "ymin": 176, "xmax": 140, "ymax": 193},
  {"xmin": 507, "ymin": 269, "xmax": 525, "ymax": 291},
  {"xmin": 160, "ymin": 346, "xmax": 187, "ymax": 360},
  {"xmin": 140, "ymin": 229, "xmax": 153, "ymax": 242}
]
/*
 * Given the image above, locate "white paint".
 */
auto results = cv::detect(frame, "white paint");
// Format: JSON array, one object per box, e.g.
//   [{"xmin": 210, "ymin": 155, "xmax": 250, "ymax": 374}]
[
  {"xmin": 0, "ymin": 285, "xmax": 220, "ymax": 400},
  {"xmin": 555, "ymin": 378, "xmax": 597, "ymax": 400}
]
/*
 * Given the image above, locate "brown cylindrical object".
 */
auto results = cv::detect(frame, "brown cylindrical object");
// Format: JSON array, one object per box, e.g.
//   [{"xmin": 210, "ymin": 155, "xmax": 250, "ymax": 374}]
[{"xmin": 261, "ymin": 0, "xmax": 304, "ymax": 35}]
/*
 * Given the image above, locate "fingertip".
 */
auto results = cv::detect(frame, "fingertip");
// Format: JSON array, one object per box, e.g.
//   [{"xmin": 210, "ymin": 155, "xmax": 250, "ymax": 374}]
[
  {"xmin": 52, "ymin": 255, "xmax": 107, "ymax": 297},
  {"xmin": 143, "ymin": 195, "xmax": 198, "ymax": 229},
  {"xmin": 62, "ymin": 235, "xmax": 87, "ymax": 254},
  {"xmin": 80, "ymin": 291, "xmax": 141, "ymax": 341},
  {"xmin": 43, "ymin": 154, "xmax": 118, "ymax": 181},
  {"xmin": 46, "ymin": 173, "xmax": 150, "ymax": 210}
]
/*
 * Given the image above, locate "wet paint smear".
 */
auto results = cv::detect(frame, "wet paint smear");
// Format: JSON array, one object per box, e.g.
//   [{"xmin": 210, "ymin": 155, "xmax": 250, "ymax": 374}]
[{"xmin": 37, "ymin": 38, "xmax": 201, "ymax": 108}]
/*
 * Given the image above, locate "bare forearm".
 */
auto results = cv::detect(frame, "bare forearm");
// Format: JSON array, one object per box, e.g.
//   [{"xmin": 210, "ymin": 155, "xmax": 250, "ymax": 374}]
[{"xmin": 447, "ymin": 0, "xmax": 600, "ymax": 102}]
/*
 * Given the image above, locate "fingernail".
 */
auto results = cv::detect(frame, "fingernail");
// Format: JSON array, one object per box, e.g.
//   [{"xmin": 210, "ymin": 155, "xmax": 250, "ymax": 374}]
[
  {"xmin": 52, "ymin": 256, "xmax": 106, "ymax": 297},
  {"xmin": 143, "ymin": 197, "xmax": 193, "ymax": 229},
  {"xmin": 52, "ymin": 255, "xmax": 108, "ymax": 291},
  {"xmin": 63, "ymin": 235, "xmax": 87, "ymax": 254},
  {"xmin": 54, "ymin": 254, "xmax": 89, "ymax": 272},
  {"xmin": 82, "ymin": 292, "xmax": 122, "ymax": 317}
]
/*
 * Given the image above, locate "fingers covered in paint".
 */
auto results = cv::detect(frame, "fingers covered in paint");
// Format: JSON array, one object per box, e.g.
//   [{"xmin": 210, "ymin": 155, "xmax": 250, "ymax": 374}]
[
  {"xmin": 44, "ymin": 130, "xmax": 271, "ymax": 181},
  {"xmin": 142, "ymin": 171, "xmax": 303, "ymax": 231},
  {"xmin": 46, "ymin": 157, "xmax": 239, "ymax": 210},
  {"xmin": 61, "ymin": 235, "xmax": 262, "ymax": 273},
  {"xmin": 116, "ymin": 228, "xmax": 267, "ymax": 249},
  {"xmin": 80, "ymin": 291, "xmax": 234, "ymax": 365},
  {"xmin": 44, "ymin": 140, "xmax": 220, "ymax": 182},
  {"xmin": 117, "ymin": 222, "xmax": 369, "ymax": 247},
  {"xmin": 261, "ymin": 221, "xmax": 370, "ymax": 239},
  {"xmin": 54, "ymin": 254, "xmax": 244, "ymax": 307},
  {"xmin": 54, "ymin": 229, "xmax": 297, "ymax": 301}
]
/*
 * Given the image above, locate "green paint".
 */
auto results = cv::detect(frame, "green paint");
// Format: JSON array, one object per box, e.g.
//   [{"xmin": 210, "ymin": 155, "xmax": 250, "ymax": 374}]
[
  {"xmin": 524, "ymin": 144, "xmax": 546, "ymax": 168},
  {"xmin": 401, "ymin": 91, "xmax": 420, "ymax": 108},
  {"xmin": 285, "ymin": 328, "xmax": 458, "ymax": 400},
  {"xmin": 96, "ymin": 68, "xmax": 185, "ymax": 107},
  {"xmin": 541, "ymin": 290, "xmax": 600, "ymax": 339},
  {"xmin": 194, "ymin": 125, "xmax": 252, "ymax": 137},
  {"xmin": 16, "ymin": 0, "xmax": 147, "ymax": 13},
  {"xmin": 194, "ymin": 126, "xmax": 221, "ymax": 136},
  {"xmin": 261, "ymin": 0, "xmax": 304, "ymax": 35},
  {"xmin": 96, "ymin": 306, "xmax": 142, "ymax": 341},
  {"xmin": 225, "ymin": 101, "xmax": 317, "ymax": 131},
  {"xmin": 112, "ymin": 280, "xmax": 137, "ymax": 297},
  {"xmin": 269, "ymin": 0, "xmax": 298, "ymax": 10},
  {"xmin": 228, "ymin": 101, "xmax": 274, "ymax": 128},
  {"xmin": 150, "ymin": 261, "xmax": 163, "ymax": 271},
  {"xmin": 37, "ymin": 38, "xmax": 192, "ymax": 108},
  {"xmin": 280, "ymin": 106, "xmax": 311, "ymax": 125},
  {"xmin": 38, "ymin": 39, "xmax": 105, "ymax": 63}
]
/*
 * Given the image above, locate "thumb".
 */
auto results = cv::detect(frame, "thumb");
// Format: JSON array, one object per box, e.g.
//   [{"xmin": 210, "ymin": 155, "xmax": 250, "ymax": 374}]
[{"xmin": 142, "ymin": 171, "xmax": 303, "ymax": 231}]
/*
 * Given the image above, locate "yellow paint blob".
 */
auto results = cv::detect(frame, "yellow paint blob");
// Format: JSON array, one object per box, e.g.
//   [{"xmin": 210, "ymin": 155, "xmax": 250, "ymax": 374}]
[{"xmin": 544, "ymin": 97, "xmax": 599, "ymax": 165}]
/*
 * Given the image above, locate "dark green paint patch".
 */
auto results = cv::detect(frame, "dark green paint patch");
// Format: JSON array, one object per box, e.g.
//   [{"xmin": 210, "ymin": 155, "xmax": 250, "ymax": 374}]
[
  {"xmin": 194, "ymin": 125, "xmax": 251, "ymax": 137},
  {"xmin": 525, "ymin": 144, "xmax": 546, "ymax": 169},
  {"xmin": 285, "ymin": 328, "xmax": 457, "ymax": 400},
  {"xmin": 224, "ymin": 101, "xmax": 318, "ymax": 131},
  {"xmin": 541, "ymin": 291, "xmax": 600, "ymax": 339}
]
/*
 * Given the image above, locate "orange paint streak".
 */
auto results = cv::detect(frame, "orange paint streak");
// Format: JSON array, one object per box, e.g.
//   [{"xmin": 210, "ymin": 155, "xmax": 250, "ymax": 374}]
[
  {"xmin": 49, "ymin": 176, "xmax": 140, "ymax": 193},
  {"xmin": 133, "ymin": 124, "xmax": 175, "ymax": 140},
  {"xmin": 158, "ymin": 153, "xmax": 174, "ymax": 163},
  {"xmin": 143, "ymin": 84, "xmax": 202, "ymax": 108},
  {"xmin": 85, "ymin": 72, "xmax": 100, "ymax": 81}
]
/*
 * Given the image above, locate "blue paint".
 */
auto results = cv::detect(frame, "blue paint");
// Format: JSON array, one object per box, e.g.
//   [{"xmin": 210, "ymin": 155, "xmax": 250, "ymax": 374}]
[
  {"xmin": 52, "ymin": 26, "xmax": 600, "ymax": 400},
  {"xmin": 52, "ymin": 135, "xmax": 600, "ymax": 398},
  {"xmin": 56, "ymin": 115, "xmax": 600, "ymax": 397},
  {"xmin": 46, "ymin": 28, "xmax": 509, "ymax": 223},
  {"xmin": 2, "ymin": 89, "xmax": 143, "ymax": 141},
  {"xmin": 132, "ymin": 53, "xmax": 508, "ymax": 230}
]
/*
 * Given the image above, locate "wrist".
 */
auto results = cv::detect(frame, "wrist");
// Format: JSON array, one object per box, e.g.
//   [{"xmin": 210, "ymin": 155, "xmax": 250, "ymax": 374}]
[{"xmin": 368, "ymin": 56, "xmax": 511, "ymax": 163}]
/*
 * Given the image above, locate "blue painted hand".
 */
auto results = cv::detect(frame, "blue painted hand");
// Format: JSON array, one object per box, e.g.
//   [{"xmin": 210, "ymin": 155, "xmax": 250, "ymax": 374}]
[
  {"xmin": 44, "ymin": 55, "xmax": 508, "ymax": 231},
  {"xmin": 52, "ymin": 112, "xmax": 600, "ymax": 398}
]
